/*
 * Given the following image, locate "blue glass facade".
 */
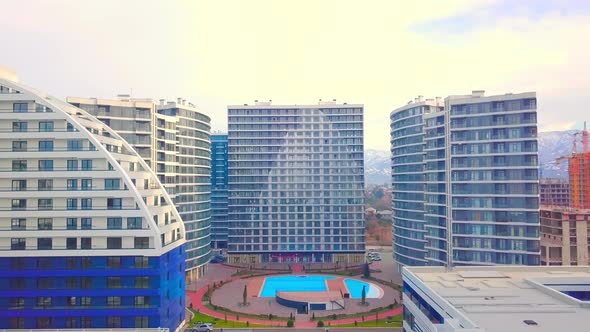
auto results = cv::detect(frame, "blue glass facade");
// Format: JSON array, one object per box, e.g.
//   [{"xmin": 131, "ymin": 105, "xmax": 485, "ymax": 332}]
[
  {"xmin": 391, "ymin": 93, "xmax": 540, "ymax": 268},
  {"xmin": 211, "ymin": 134, "xmax": 229, "ymax": 249},
  {"xmin": 0, "ymin": 246, "xmax": 186, "ymax": 330},
  {"xmin": 390, "ymin": 104, "xmax": 431, "ymax": 266},
  {"xmin": 449, "ymin": 96, "xmax": 540, "ymax": 265}
]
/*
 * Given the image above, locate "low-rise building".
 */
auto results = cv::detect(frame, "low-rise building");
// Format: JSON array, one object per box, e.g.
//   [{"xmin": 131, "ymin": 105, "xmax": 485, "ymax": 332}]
[
  {"xmin": 402, "ymin": 266, "xmax": 590, "ymax": 332},
  {"xmin": 540, "ymin": 206, "xmax": 590, "ymax": 266}
]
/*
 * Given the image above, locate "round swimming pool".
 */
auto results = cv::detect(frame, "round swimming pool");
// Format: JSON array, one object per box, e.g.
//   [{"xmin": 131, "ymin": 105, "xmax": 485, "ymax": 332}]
[{"xmin": 259, "ymin": 275, "xmax": 381, "ymax": 299}]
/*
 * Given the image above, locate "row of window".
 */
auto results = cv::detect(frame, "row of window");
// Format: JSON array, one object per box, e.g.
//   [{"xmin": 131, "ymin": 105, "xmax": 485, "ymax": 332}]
[
  {"xmin": 9, "ymin": 236, "xmax": 150, "ymax": 250},
  {"xmin": 8, "ymin": 316, "xmax": 150, "ymax": 329},
  {"xmin": 8, "ymin": 217, "xmax": 142, "ymax": 230},
  {"xmin": 8, "ymin": 139, "xmax": 95, "ymax": 152},
  {"xmin": 9, "ymin": 198, "xmax": 123, "ymax": 210},
  {"xmin": 7, "ymin": 276, "xmax": 151, "ymax": 290},
  {"xmin": 10, "ymin": 159, "xmax": 95, "ymax": 171},
  {"xmin": 9, "ymin": 178, "xmax": 120, "ymax": 191},
  {"xmin": 7, "ymin": 256, "xmax": 149, "ymax": 270}
]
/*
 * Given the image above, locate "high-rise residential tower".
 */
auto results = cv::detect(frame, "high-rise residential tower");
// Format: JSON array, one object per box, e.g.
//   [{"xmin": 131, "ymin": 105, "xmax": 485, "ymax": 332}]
[
  {"xmin": 227, "ymin": 101, "xmax": 365, "ymax": 264},
  {"xmin": 0, "ymin": 75, "xmax": 186, "ymax": 330},
  {"xmin": 391, "ymin": 91, "xmax": 540, "ymax": 270},
  {"xmin": 210, "ymin": 134, "xmax": 229, "ymax": 249},
  {"xmin": 67, "ymin": 97, "xmax": 211, "ymax": 282}
]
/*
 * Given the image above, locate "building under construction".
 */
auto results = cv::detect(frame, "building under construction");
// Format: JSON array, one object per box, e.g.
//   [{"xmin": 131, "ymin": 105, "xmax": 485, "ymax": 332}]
[{"xmin": 569, "ymin": 123, "xmax": 590, "ymax": 209}]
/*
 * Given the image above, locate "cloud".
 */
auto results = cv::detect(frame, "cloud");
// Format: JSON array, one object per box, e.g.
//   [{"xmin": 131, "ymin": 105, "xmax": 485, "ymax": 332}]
[{"xmin": 0, "ymin": 0, "xmax": 589, "ymax": 150}]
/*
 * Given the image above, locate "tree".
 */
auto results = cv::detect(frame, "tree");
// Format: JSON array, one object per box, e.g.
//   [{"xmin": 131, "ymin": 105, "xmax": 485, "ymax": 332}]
[
  {"xmin": 317, "ymin": 320, "xmax": 324, "ymax": 327},
  {"xmin": 361, "ymin": 285, "xmax": 366, "ymax": 305},
  {"xmin": 363, "ymin": 263, "xmax": 370, "ymax": 278},
  {"xmin": 287, "ymin": 320, "xmax": 294, "ymax": 328},
  {"xmin": 243, "ymin": 285, "xmax": 248, "ymax": 305}
]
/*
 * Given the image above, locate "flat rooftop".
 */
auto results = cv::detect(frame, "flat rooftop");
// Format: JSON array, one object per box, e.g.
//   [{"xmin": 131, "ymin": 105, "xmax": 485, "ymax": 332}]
[{"xmin": 404, "ymin": 266, "xmax": 590, "ymax": 332}]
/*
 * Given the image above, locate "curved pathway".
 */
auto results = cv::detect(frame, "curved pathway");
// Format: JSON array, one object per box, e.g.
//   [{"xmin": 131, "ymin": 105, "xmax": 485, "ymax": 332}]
[{"xmin": 187, "ymin": 283, "xmax": 402, "ymax": 328}]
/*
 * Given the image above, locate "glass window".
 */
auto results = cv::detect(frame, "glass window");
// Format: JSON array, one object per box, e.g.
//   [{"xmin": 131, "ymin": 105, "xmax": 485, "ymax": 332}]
[
  {"xmin": 135, "ymin": 316, "xmax": 149, "ymax": 328},
  {"xmin": 107, "ymin": 237, "xmax": 122, "ymax": 249},
  {"xmin": 81, "ymin": 159, "xmax": 92, "ymax": 170},
  {"xmin": 67, "ymin": 139, "xmax": 83, "ymax": 151},
  {"xmin": 12, "ymin": 140, "xmax": 27, "ymax": 151},
  {"xmin": 107, "ymin": 296, "xmax": 121, "ymax": 307},
  {"xmin": 67, "ymin": 160, "xmax": 78, "ymax": 171},
  {"xmin": 12, "ymin": 160, "xmax": 27, "ymax": 171},
  {"xmin": 107, "ymin": 316, "xmax": 121, "ymax": 328},
  {"xmin": 38, "ymin": 140, "xmax": 53, "ymax": 151},
  {"xmin": 38, "ymin": 218, "xmax": 53, "ymax": 230},
  {"xmin": 67, "ymin": 122, "xmax": 75, "ymax": 132},
  {"xmin": 81, "ymin": 179, "xmax": 92, "ymax": 190},
  {"xmin": 38, "ymin": 199, "xmax": 53, "ymax": 210},
  {"xmin": 66, "ymin": 238, "xmax": 77, "ymax": 249},
  {"xmin": 38, "ymin": 160, "xmax": 53, "ymax": 171},
  {"xmin": 81, "ymin": 237, "xmax": 91, "ymax": 249},
  {"xmin": 81, "ymin": 317, "xmax": 91, "ymax": 328},
  {"xmin": 81, "ymin": 218, "xmax": 92, "ymax": 229},
  {"xmin": 80, "ymin": 198, "xmax": 92, "ymax": 210},
  {"xmin": 67, "ymin": 179, "xmax": 78, "ymax": 190},
  {"xmin": 36, "ymin": 317, "xmax": 52, "ymax": 329},
  {"xmin": 81, "ymin": 297, "xmax": 91, "ymax": 306},
  {"xmin": 12, "ymin": 180, "xmax": 26, "ymax": 191},
  {"xmin": 11, "ymin": 199, "xmax": 26, "ymax": 210},
  {"xmin": 134, "ymin": 237, "xmax": 149, "ymax": 249},
  {"xmin": 107, "ymin": 257, "xmax": 122, "ymax": 268},
  {"xmin": 38, "ymin": 121, "xmax": 54, "ymax": 132},
  {"xmin": 67, "ymin": 198, "xmax": 77, "ymax": 210},
  {"xmin": 11, "ymin": 218, "xmax": 26, "ymax": 230},
  {"xmin": 107, "ymin": 217, "xmax": 122, "ymax": 229},
  {"xmin": 12, "ymin": 121, "xmax": 27, "ymax": 132},
  {"xmin": 66, "ymin": 296, "xmax": 77, "ymax": 306},
  {"xmin": 37, "ymin": 238, "xmax": 52, "ymax": 250},
  {"xmin": 127, "ymin": 217, "xmax": 142, "ymax": 229},
  {"xmin": 13, "ymin": 103, "xmax": 28, "ymax": 112},
  {"xmin": 134, "ymin": 257, "xmax": 149, "ymax": 268},
  {"xmin": 134, "ymin": 296, "xmax": 149, "ymax": 307},
  {"xmin": 65, "ymin": 317, "xmax": 76, "ymax": 328},
  {"xmin": 107, "ymin": 277, "xmax": 122, "ymax": 288},
  {"xmin": 104, "ymin": 178, "xmax": 120, "ymax": 190},
  {"xmin": 107, "ymin": 198, "xmax": 122, "ymax": 210},
  {"xmin": 38, "ymin": 179, "xmax": 52, "ymax": 191},
  {"xmin": 134, "ymin": 276, "xmax": 150, "ymax": 288},
  {"xmin": 11, "ymin": 238, "xmax": 26, "ymax": 250},
  {"xmin": 67, "ymin": 218, "xmax": 77, "ymax": 230}
]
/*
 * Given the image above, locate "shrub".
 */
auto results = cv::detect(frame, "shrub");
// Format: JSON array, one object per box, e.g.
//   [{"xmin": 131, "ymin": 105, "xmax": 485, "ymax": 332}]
[
  {"xmin": 332, "ymin": 314, "xmax": 337, "ymax": 320},
  {"xmin": 317, "ymin": 320, "xmax": 324, "ymax": 327},
  {"xmin": 287, "ymin": 320, "xmax": 294, "ymax": 327},
  {"xmin": 246, "ymin": 321, "xmax": 249, "ymax": 327},
  {"xmin": 354, "ymin": 320, "xmax": 358, "ymax": 327},
  {"xmin": 268, "ymin": 314, "xmax": 273, "ymax": 320}
]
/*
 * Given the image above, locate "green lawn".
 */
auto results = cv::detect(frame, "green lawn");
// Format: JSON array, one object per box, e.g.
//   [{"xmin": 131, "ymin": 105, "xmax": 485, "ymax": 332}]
[
  {"xmin": 189, "ymin": 309, "xmax": 271, "ymax": 328},
  {"xmin": 333, "ymin": 314, "xmax": 403, "ymax": 327}
]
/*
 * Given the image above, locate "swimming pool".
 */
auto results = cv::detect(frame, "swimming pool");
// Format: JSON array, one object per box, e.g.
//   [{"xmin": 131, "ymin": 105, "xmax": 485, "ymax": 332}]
[{"xmin": 259, "ymin": 275, "xmax": 380, "ymax": 298}]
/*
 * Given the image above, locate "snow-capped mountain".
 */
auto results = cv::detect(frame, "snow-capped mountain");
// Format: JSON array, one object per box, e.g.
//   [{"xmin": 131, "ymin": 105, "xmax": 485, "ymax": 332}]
[
  {"xmin": 364, "ymin": 130, "xmax": 578, "ymax": 185},
  {"xmin": 365, "ymin": 149, "xmax": 391, "ymax": 185},
  {"xmin": 538, "ymin": 130, "xmax": 579, "ymax": 179}
]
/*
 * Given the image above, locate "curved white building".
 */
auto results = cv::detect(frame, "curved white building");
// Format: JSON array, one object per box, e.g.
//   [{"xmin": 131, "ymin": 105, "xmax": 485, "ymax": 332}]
[
  {"xmin": 67, "ymin": 96, "xmax": 212, "ymax": 282},
  {"xmin": 0, "ymin": 75, "xmax": 186, "ymax": 330}
]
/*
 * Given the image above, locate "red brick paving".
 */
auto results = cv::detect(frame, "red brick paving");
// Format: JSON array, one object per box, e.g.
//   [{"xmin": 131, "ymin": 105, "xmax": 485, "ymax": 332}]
[{"xmin": 187, "ymin": 282, "xmax": 402, "ymax": 328}]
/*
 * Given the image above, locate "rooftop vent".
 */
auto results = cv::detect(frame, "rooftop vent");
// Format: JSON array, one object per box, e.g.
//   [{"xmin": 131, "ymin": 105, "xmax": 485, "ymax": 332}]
[{"xmin": 471, "ymin": 90, "xmax": 485, "ymax": 97}]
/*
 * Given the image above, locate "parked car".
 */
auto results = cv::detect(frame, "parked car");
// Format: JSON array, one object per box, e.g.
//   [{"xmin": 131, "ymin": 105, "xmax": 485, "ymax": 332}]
[
  {"xmin": 372, "ymin": 256, "xmax": 382, "ymax": 261},
  {"xmin": 210, "ymin": 255, "xmax": 225, "ymax": 264},
  {"xmin": 190, "ymin": 323, "xmax": 213, "ymax": 332}
]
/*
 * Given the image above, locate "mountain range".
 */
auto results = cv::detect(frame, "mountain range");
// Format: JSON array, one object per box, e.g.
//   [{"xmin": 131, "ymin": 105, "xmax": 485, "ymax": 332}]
[{"xmin": 365, "ymin": 130, "xmax": 579, "ymax": 185}]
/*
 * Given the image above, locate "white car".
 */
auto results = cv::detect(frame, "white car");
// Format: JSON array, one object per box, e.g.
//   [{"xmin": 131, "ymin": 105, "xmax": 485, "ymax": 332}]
[
  {"xmin": 191, "ymin": 323, "xmax": 213, "ymax": 332},
  {"xmin": 372, "ymin": 256, "xmax": 382, "ymax": 261}
]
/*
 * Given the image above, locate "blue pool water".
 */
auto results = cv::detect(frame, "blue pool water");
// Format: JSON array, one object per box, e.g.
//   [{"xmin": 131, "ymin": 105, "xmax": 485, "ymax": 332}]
[
  {"xmin": 345, "ymin": 279, "xmax": 380, "ymax": 299},
  {"xmin": 259, "ymin": 275, "xmax": 378, "ymax": 298}
]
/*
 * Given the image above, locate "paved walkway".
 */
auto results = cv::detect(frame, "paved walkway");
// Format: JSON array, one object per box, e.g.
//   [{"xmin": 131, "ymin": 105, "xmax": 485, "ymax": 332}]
[{"xmin": 187, "ymin": 283, "xmax": 402, "ymax": 328}]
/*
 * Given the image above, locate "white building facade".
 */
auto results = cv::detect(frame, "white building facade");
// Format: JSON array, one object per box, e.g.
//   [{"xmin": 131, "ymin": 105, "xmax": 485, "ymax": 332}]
[
  {"xmin": 67, "ymin": 97, "xmax": 211, "ymax": 282},
  {"xmin": 0, "ymin": 75, "xmax": 186, "ymax": 330},
  {"xmin": 227, "ymin": 101, "xmax": 365, "ymax": 264}
]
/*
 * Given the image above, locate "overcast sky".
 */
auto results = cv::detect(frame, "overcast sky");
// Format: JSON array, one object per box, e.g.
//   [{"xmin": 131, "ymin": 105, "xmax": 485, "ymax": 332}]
[{"xmin": 1, "ymin": 0, "xmax": 589, "ymax": 150}]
